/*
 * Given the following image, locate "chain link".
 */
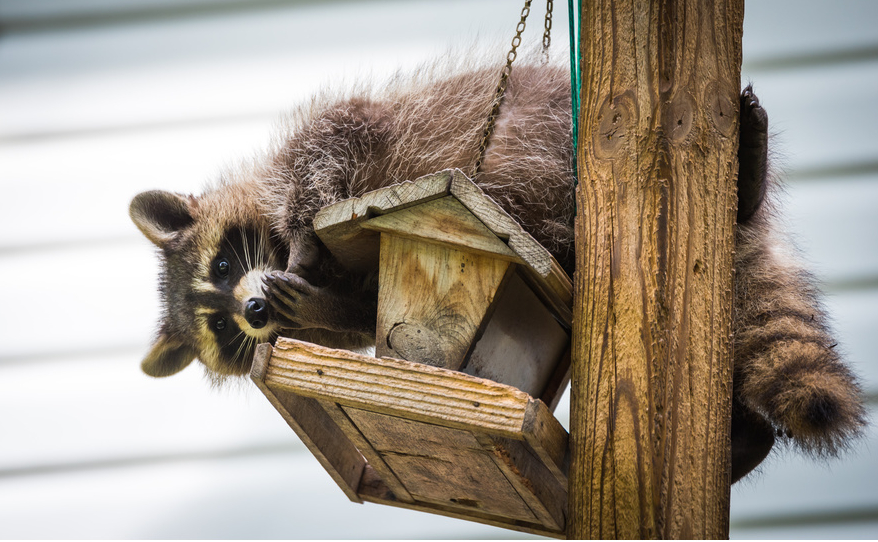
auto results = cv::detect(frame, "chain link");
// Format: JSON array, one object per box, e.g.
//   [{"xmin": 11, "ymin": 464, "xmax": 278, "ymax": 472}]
[
  {"xmin": 542, "ymin": 0, "xmax": 554, "ymax": 64},
  {"xmin": 472, "ymin": 0, "xmax": 553, "ymax": 178},
  {"xmin": 472, "ymin": 0, "xmax": 532, "ymax": 178}
]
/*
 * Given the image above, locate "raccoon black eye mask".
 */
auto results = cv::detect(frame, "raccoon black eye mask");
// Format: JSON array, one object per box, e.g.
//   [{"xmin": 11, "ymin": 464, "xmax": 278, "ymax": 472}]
[{"xmin": 130, "ymin": 62, "xmax": 864, "ymax": 483}]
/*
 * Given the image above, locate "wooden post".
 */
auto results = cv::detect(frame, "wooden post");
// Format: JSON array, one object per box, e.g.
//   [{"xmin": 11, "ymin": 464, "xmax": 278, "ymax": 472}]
[{"xmin": 568, "ymin": 0, "xmax": 744, "ymax": 538}]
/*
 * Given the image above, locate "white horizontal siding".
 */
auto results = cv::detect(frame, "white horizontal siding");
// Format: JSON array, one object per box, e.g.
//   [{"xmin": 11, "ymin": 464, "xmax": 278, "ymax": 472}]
[
  {"xmin": 0, "ymin": 0, "xmax": 875, "ymax": 539},
  {"xmin": 741, "ymin": 60, "xmax": 878, "ymax": 176},
  {"xmin": 0, "ymin": 450, "xmax": 532, "ymax": 539},
  {"xmin": 0, "ymin": 121, "xmax": 273, "ymax": 249}
]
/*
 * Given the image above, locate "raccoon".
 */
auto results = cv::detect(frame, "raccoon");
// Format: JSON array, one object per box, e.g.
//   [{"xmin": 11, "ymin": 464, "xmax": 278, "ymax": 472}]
[{"xmin": 129, "ymin": 61, "xmax": 864, "ymax": 482}]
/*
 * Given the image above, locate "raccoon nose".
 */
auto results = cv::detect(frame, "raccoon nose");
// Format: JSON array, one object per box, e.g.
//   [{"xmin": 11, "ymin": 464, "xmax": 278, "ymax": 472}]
[{"xmin": 245, "ymin": 298, "xmax": 268, "ymax": 329}]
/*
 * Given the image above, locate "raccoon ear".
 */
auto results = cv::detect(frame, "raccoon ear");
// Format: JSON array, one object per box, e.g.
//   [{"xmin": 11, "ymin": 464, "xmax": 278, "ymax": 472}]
[
  {"xmin": 141, "ymin": 333, "xmax": 197, "ymax": 377},
  {"xmin": 129, "ymin": 190, "xmax": 195, "ymax": 247}
]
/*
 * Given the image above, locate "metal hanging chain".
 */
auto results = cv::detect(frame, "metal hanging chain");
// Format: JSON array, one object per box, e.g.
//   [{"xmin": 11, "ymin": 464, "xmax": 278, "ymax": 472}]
[
  {"xmin": 472, "ymin": 0, "xmax": 532, "ymax": 178},
  {"xmin": 473, "ymin": 0, "xmax": 553, "ymax": 177},
  {"xmin": 542, "ymin": 0, "xmax": 554, "ymax": 64}
]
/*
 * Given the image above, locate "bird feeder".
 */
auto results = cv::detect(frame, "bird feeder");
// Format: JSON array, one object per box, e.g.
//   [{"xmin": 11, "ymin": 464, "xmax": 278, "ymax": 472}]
[{"xmin": 251, "ymin": 169, "xmax": 572, "ymax": 537}]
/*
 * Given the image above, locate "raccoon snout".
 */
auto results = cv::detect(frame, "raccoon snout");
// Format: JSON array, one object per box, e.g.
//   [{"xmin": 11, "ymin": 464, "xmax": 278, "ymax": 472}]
[{"xmin": 245, "ymin": 298, "xmax": 269, "ymax": 329}]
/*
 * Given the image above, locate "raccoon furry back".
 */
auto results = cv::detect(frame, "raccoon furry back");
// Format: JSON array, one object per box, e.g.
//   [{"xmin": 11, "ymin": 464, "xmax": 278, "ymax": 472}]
[
  {"xmin": 130, "ymin": 57, "xmax": 864, "ymax": 480},
  {"xmin": 258, "ymin": 58, "xmax": 576, "ymax": 273}
]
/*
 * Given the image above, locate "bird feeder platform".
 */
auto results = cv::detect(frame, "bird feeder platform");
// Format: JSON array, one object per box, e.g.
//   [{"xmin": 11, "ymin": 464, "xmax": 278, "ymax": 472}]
[{"xmin": 251, "ymin": 169, "xmax": 572, "ymax": 537}]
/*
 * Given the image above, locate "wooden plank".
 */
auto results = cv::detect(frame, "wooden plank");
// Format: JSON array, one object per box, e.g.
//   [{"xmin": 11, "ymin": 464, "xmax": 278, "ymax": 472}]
[
  {"xmin": 376, "ymin": 234, "xmax": 510, "ymax": 370},
  {"xmin": 356, "ymin": 480, "xmax": 566, "ymax": 539},
  {"xmin": 354, "ymin": 466, "xmax": 542, "ymax": 534},
  {"xmin": 474, "ymin": 433, "xmax": 566, "ymax": 532},
  {"xmin": 519, "ymin": 263, "xmax": 574, "ymax": 328},
  {"xmin": 448, "ymin": 170, "xmax": 574, "ymax": 324},
  {"xmin": 361, "ymin": 196, "xmax": 521, "ymax": 262},
  {"xmin": 463, "ymin": 271, "xmax": 569, "ymax": 398},
  {"xmin": 448, "ymin": 170, "xmax": 551, "ymax": 276},
  {"xmin": 522, "ymin": 400, "xmax": 570, "ymax": 488},
  {"xmin": 313, "ymin": 170, "xmax": 453, "ymax": 273},
  {"xmin": 345, "ymin": 408, "xmax": 538, "ymax": 522},
  {"xmin": 540, "ymin": 345, "xmax": 572, "ymax": 413},
  {"xmin": 249, "ymin": 343, "xmax": 365, "ymax": 503},
  {"xmin": 264, "ymin": 338, "xmax": 533, "ymax": 438},
  {"xmin": 318, "ymin": 401, "xmax": 414, "ymax": 504}
]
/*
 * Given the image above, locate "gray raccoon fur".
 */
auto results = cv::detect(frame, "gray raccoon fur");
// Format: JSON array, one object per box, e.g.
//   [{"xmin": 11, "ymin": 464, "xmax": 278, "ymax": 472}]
[{"xmin": 130, "ymin": 59, "xmax": 864, "ymax": 481}]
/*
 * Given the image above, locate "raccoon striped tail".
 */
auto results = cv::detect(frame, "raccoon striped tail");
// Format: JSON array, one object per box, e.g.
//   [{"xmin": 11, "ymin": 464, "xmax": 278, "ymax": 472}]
[{"xmin": 733, "ymin": 218, "xmax": 867, "ymax": 456}]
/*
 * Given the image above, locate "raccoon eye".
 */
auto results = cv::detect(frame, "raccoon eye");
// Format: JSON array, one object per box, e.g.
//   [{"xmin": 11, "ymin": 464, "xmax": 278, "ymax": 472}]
[
  {"xmin": 214, "ymin": 258, "xmax": 230, "ymax": 278},
  {"xmin": 214, "ymin": 317, "xmax": 227, "ymax": 331}
]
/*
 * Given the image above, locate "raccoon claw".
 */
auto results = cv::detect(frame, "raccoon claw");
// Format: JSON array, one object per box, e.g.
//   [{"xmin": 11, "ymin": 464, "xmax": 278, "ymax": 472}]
[
  {"xmin": 263, "ymin": 270, "xmax": 323, "ymax": 329},
  {"xmin": 739, "ymin": 86, "xmax": 768, "ymax": 153},
  {"xmin": 265, "ymin": 270, "xmax": 319, "ymax": 296}
]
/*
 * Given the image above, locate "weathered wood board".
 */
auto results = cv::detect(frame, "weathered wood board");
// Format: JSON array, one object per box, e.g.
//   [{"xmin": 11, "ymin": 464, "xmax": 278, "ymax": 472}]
[
  {"xmin": 375, "ymin": 234, "xmax": 511, "ymax": 370},
  {"xmin": 251, "ymin": 339, "xmax": 570, "ymax": 538},
  {"xmin": 313, "ymin": 169, "xmax": 573, "ymax": 328},
  {"xmin": 313, "ymin": 169, "xmax": 574, "ymax": 408}
]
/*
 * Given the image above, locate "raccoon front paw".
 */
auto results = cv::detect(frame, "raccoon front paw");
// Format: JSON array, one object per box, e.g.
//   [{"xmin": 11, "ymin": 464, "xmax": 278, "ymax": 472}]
[
  {"xmin": 262, "ymin": 270, "xmax": 326, "ymax": 330},
  {"xmin": 737, "ymin": 85, "xmax": 770, "ymax": 224}
]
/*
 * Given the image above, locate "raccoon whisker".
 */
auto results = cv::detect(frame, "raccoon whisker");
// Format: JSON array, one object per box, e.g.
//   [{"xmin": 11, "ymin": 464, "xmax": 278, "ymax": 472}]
[
  {"xmin": 241, "ymin": 226, "xmax": 254, "ymax": 273},
  {"xmin": 230, "ymin": 238, "xmax": 247, "ymax": 276},
  {"xmin": 240, "ymin": 336, "xmax": 257, "ymax": 367},
  {"xmin": 224, "ymin": 328, "xmax": 246, "ymax": 350},
  {"xmin": 266, "ymin": 241, "xmax": 283, "ymax": 271},
  {"xmin": 223, "ymin": 331, "xmax": 250, "ymax": 370},
  {"xmin": 257, "ymin": 230, "xmax": 269, "ymax": 265},
  {"xmin": 229, "ymin": 330, "xmax": 254, "ymax": 367},
  {"xmin": 254, "ymin": 231, "xmax": 263, "ymax": 269}
]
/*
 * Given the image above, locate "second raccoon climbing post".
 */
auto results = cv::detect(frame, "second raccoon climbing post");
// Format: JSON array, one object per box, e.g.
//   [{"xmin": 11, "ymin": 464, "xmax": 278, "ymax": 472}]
[{"xmin": 569, "ymin": 0, "xmax": 744, "ymax": 539}]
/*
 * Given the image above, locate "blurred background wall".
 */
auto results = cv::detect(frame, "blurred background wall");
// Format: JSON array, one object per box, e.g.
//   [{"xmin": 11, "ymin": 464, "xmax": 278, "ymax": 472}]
[{"xmin": 0, "ymin": 0, "xmax": 875, "ymax": 538}]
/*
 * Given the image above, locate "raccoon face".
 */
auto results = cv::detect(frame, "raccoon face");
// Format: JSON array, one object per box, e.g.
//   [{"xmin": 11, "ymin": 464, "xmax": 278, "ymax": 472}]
[
  {"xmin": 191, "ymin": 226, "xmax": 287, "ymax": 375},
  {"xmin": 130, "ymin": 189, "xmax": 288, "ymax": 379}
]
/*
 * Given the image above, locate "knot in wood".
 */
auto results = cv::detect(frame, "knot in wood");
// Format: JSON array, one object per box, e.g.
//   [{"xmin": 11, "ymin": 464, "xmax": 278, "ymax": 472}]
[
  {"xmin": 662, "ymin": 91, "xmax": 695, "ymax": 143},
  {"xmin": 593, "ymin": 95, "xmax": 632, "ymax": 159},
  {"xmin": 387, "ymin": 322, "xmax": 447, "ymax": 367},
  {"xmin": 705, "ymin": 80, "xmax": 737, "ymax": 137}
]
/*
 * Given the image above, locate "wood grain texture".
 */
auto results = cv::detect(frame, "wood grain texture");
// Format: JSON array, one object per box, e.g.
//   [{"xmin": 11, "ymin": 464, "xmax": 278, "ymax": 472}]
[
  {"xmin": 318, "ymin": 400, "xmax": 415, "ymax": 504},
  {"xmin": 346, "ymin": 408, "xmax": 539, "ymax": 522},
  {"xmin": 448, "ymin": 170, "xmax": 553, "ymax": 276},
  {"xmin": 449, "ymin": 170, "xmax": 574, "ymax": 325},
  {"xmin": 523, "ymin": 399, "xmax": 570, "ymax": 489},
  {"xmin": 356, "ymin": 483, "xmax": 566, "ymax": 539},
  {"xmin": 265, "ymin": 337, "xmax": 535, "ymax": 438},
  {"xmin": 473, "ymin": 433, "xmax": 564, "ymax": 530},
  {"xmin": 570, "ymin": 0, "xmax": 742, "ymax": 539},
  {"xmin": 376, "ymin": 235, "xmax": 510, "ymax": 370},
  {"xmin": 362, "ymin": 196, "xmax": 521, "ymax": 263},
  {"xmin": 257, "ymin": 337, "xmax": 572, "ymax": 538},
  {"xmin": 250, "ymin": 343, "xmax": 365, "ymax": 503},
  {"xmin": 313, "ymin": 170, "xmax": 453, "ymax": 273}
]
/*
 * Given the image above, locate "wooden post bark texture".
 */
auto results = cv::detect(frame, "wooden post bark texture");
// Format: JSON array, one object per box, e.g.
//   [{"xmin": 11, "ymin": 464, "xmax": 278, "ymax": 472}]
[{"xmin": 569, "ymin": 0, "xmax": 744, "ymax": 539}]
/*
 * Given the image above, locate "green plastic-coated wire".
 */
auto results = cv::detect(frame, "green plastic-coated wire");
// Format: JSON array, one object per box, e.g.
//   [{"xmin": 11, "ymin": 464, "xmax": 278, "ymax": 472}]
[{"xmin": 568, "ymin": 0, "xmax": 580, "ymax": 185}]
